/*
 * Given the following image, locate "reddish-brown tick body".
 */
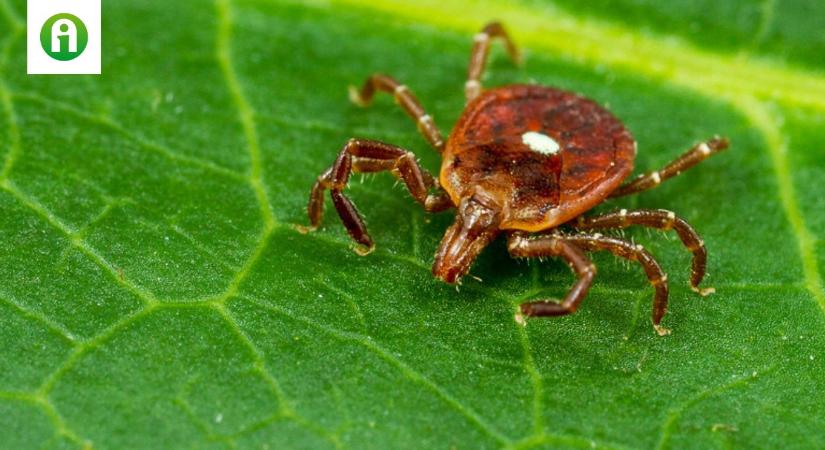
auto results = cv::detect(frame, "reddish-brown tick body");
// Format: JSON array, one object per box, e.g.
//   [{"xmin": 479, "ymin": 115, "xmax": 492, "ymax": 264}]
[
  {"xmin": 306, "ymin": 22, "xmax": 728, "ymax": 334},
  {"xmin": 441, "ymin": 84, "xmax": 635, "ymax": 231}
]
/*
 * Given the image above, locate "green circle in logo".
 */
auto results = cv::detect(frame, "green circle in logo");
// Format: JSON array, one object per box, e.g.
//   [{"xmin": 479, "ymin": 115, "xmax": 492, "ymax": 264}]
[{"xmin": 40, "ymin": 13, "xmax": 89, "ymax": 61}]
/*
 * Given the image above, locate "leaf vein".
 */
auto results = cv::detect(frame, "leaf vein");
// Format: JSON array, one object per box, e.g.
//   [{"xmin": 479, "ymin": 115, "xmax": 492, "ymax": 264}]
[
  {"xmin": 655, "ymin": 365, "xmax": 777, "ymax": 450},
  {"xmin": 213, "ymin": 303, "xmax": 346, "ymax": 448},
  {"xmin": 315, "ymin": 277, "xmax": 369, "ymax": 334},
  {"xmin": 2, "ymin": 182, "xmax": 159, "ymax": 306},
  {"xmin": 239, "ymin": 293, "xmax": 512, "ymax": 445},
  {"xmin": 0, "ymin": 290, "xmax": 78, "ymax": 344},
  {"xmin": 37, "ymin": 306, "xmax": 154, "ymax": 396},
  {"xmin": 11, "ymin": 92, "xmax": 246, "ymax": 181},
  {"xmin": 215, "ymin": 0, "xmax": 276, "ymax": 229},
  {"xmin": 733, "ymin": 98, "xmax": 825, "ymax": 315}
]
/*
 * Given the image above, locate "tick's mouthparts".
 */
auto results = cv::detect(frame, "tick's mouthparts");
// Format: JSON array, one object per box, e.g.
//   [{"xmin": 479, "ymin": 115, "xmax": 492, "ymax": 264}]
[{"xmin": 432, "ymin": 217, "xmax": 499, "ymax": 284}]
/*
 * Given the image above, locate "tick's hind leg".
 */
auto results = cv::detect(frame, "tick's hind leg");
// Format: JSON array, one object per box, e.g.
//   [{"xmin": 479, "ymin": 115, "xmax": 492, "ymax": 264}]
[
  {"xmin": 507, "ymin": 232, "xmax": 596, "ymax": 322},
  {"xmin": 510, "ymin": 231, "xmax": 671, "ymax": 335},
  {"xmin": 348, "ymin": 74, "xmax": 445, "ymax": 151},
  {"xmin": 562, "ymin": 233, "xmax": 671, "ymax": 335},
  {"xmin": 307, "ymin": 139, "xmax": 453, "ymax": 254},
  {"xmin": 465, "ymin": 22, "xmax": 521, "ymax": 102},
  {"xmin": 574, "ymin": 209, "xmax": 714, "ymax": 296},
  {"xmin": 609, "ymin": 137, "xmax": 729, "ymax": 198}
]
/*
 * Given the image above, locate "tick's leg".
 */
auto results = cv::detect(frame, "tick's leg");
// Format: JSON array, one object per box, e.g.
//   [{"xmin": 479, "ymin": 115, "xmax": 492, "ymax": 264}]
[
  {"xmin": 574, "ymin": 209, "xmax": 714, "ymax": 296},
  {"xmin": 348, "ymin": 74, "xmax": 445, "ymax": 152},
  {"xmin": 561, "ymin": 233, "xmax": 671, "ymax": 335},
  {"xmin": 465, "ymin": 22, "xmax": 521, "ymax": 102},
  {"xmin": 507, "ymin": 232, "xmax": 596, "ymax": 322},
  {"xmin": 609, "ymin": 136, "xmax": 729, "ymax": 198},
  {"xmin": 307, "ymin": 139, "xmax": 454, "ymax": 254}
]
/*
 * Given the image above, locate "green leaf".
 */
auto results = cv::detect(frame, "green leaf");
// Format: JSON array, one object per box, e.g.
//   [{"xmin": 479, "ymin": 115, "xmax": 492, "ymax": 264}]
[{"xmin": 2, "ymin": 0, "xmax": 824, "ymax": 448}]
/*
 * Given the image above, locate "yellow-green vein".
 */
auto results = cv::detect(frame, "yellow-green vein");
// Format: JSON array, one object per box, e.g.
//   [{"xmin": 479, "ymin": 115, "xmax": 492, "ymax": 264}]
[
  {"xmin": 732, "ymin": 98, "xmax": 825, "ymax": 313},
  {"xmin": 330, "ymin": 0, "xmax": 825, "ymax": 111},
  {"xmin": 215, "ymin": 0, "xmax": 276, "ymax": 229}
]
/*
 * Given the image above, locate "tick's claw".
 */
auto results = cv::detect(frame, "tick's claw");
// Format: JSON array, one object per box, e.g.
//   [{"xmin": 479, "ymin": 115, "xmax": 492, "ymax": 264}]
[
  {"xmin": 708, "ymin": 136, "xmax": 730, "ymax": 151},
  {"xmin": 654, "ymin": 324, "xmax": 672, "ymax": 336},
  {"xmin": 353, "ymin": 244, "xmax": 375, "ymax": 256},
  {"xmin": 691, "ymin": 285, "xmax": 716, "ymax": 297},
  {"xmin": 514, "ymin": 310, "xmax": 527, "ymax": 326},
  {"xmin": 295, "ymin": 224, "xmax": 317, "ymax": 234},
  {"xmin": 348, "ymin": 85, "xmax": 368, "ymax": 107}
]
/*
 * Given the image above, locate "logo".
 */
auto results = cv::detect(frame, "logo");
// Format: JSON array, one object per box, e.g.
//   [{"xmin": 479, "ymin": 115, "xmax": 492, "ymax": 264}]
[
  {"xmin": 27, "ymin": 0, "xmax": 101, "ymax": 74},
  {"xmin": 40, "ymin": 13, "xmax": 89, "ymax": 61}
]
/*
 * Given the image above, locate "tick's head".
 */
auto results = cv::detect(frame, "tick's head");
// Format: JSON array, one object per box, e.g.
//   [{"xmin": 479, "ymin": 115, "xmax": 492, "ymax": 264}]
[{"xmin": 432, "ymin": 191, "xmax": 502, "ymax": 284}]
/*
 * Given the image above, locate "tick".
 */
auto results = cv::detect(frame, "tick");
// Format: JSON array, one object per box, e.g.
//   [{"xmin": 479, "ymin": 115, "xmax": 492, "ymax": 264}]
[{"xmin": 304, "ymin": 22, "xmax": 729, "ymax": 335}]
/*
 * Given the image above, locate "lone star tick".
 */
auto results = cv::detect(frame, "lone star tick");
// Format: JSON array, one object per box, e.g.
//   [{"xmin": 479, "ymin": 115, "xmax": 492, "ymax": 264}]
[{"xmin": 304, "ymin": 22, "xmax": 729, "ymax": 335}]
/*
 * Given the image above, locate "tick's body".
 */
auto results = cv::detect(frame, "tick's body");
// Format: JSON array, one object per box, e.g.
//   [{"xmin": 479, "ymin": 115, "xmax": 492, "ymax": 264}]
[
  {"xmin": 442, "ymin": 84, "xmax": 635, "ymax": 231},
  {"xmin": 305, "ymin": 23, "xmax": 728, "ymax": 334}
]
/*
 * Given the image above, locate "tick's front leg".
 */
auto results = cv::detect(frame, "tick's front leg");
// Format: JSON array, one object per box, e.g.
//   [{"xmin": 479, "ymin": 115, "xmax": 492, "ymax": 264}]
[
  {"xmin": 465, "ymin": 22, "xmax": 521, "ymax": 102},
  {"xmin": 507, "ymin": 232, "xmax": 596, "ymax": 323},
  {"xmin": 510, "ymin": 231, "xmax": 672, "ymax": 336},
  {"xmin": 348, "ymin": 74, "xmax": 445, "ymax": 152},
  {"xmin": 306, "ymin": 139, "xmax": 454, "ymax": 255}
]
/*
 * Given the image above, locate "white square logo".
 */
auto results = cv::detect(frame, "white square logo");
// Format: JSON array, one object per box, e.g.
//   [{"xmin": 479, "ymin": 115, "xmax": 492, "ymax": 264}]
[{"xmin": 27, "ymin": 0, "xmax": 101, "ymax": 74}]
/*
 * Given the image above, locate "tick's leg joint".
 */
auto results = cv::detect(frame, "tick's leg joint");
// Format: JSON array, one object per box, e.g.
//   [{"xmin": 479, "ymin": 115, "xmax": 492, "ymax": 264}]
[
  {"xmin": 574, "ymin": 208, "xmax": 713, "ymax": 296},
  {"xmin": 653, "ymin": 323, "xmax": 672, "ymax": 336},
  {"xmin": 506, "ymin": 232, "xmax": 530, "ymax": 253},
  {"xmin": 506, "ymin": 232, "xmax": 595, "ymax": 323},
  {"xmin": 464, "ymin": 80, "xmax": 482, "ymax": 102},
  {"xmin": 536, "ymin": 232, "xmax": 672, "ymax": 334},
  {"xmin": 306, "ymin": 139, "xmax": 454, "ymax": 254},
  {"xmin": 348, "ymin": 85, "xmax": 369, "ymax": 107},
  {"xmin": 465, "ymin": 22, "xmax": 520, "ymax": 102},
  {"xmin": 348, "ymin": 74, "xmax": 445, "ymax": 151},
  {"xmin": 609, "ymin": 136, "xmax": 730, "ymax": 198}
]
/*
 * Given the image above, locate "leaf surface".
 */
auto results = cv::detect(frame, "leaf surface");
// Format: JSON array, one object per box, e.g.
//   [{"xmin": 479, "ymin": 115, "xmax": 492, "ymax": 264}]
[{"xmin": 1, "ymin": 0, "xmax": 824, "ymax": 448}]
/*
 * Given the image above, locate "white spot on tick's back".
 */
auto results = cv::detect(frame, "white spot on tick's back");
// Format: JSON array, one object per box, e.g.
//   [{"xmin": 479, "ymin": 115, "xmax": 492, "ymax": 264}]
[{"xmin": 521, "ymin": 131, "xmax": 560, "ymax": 155}]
